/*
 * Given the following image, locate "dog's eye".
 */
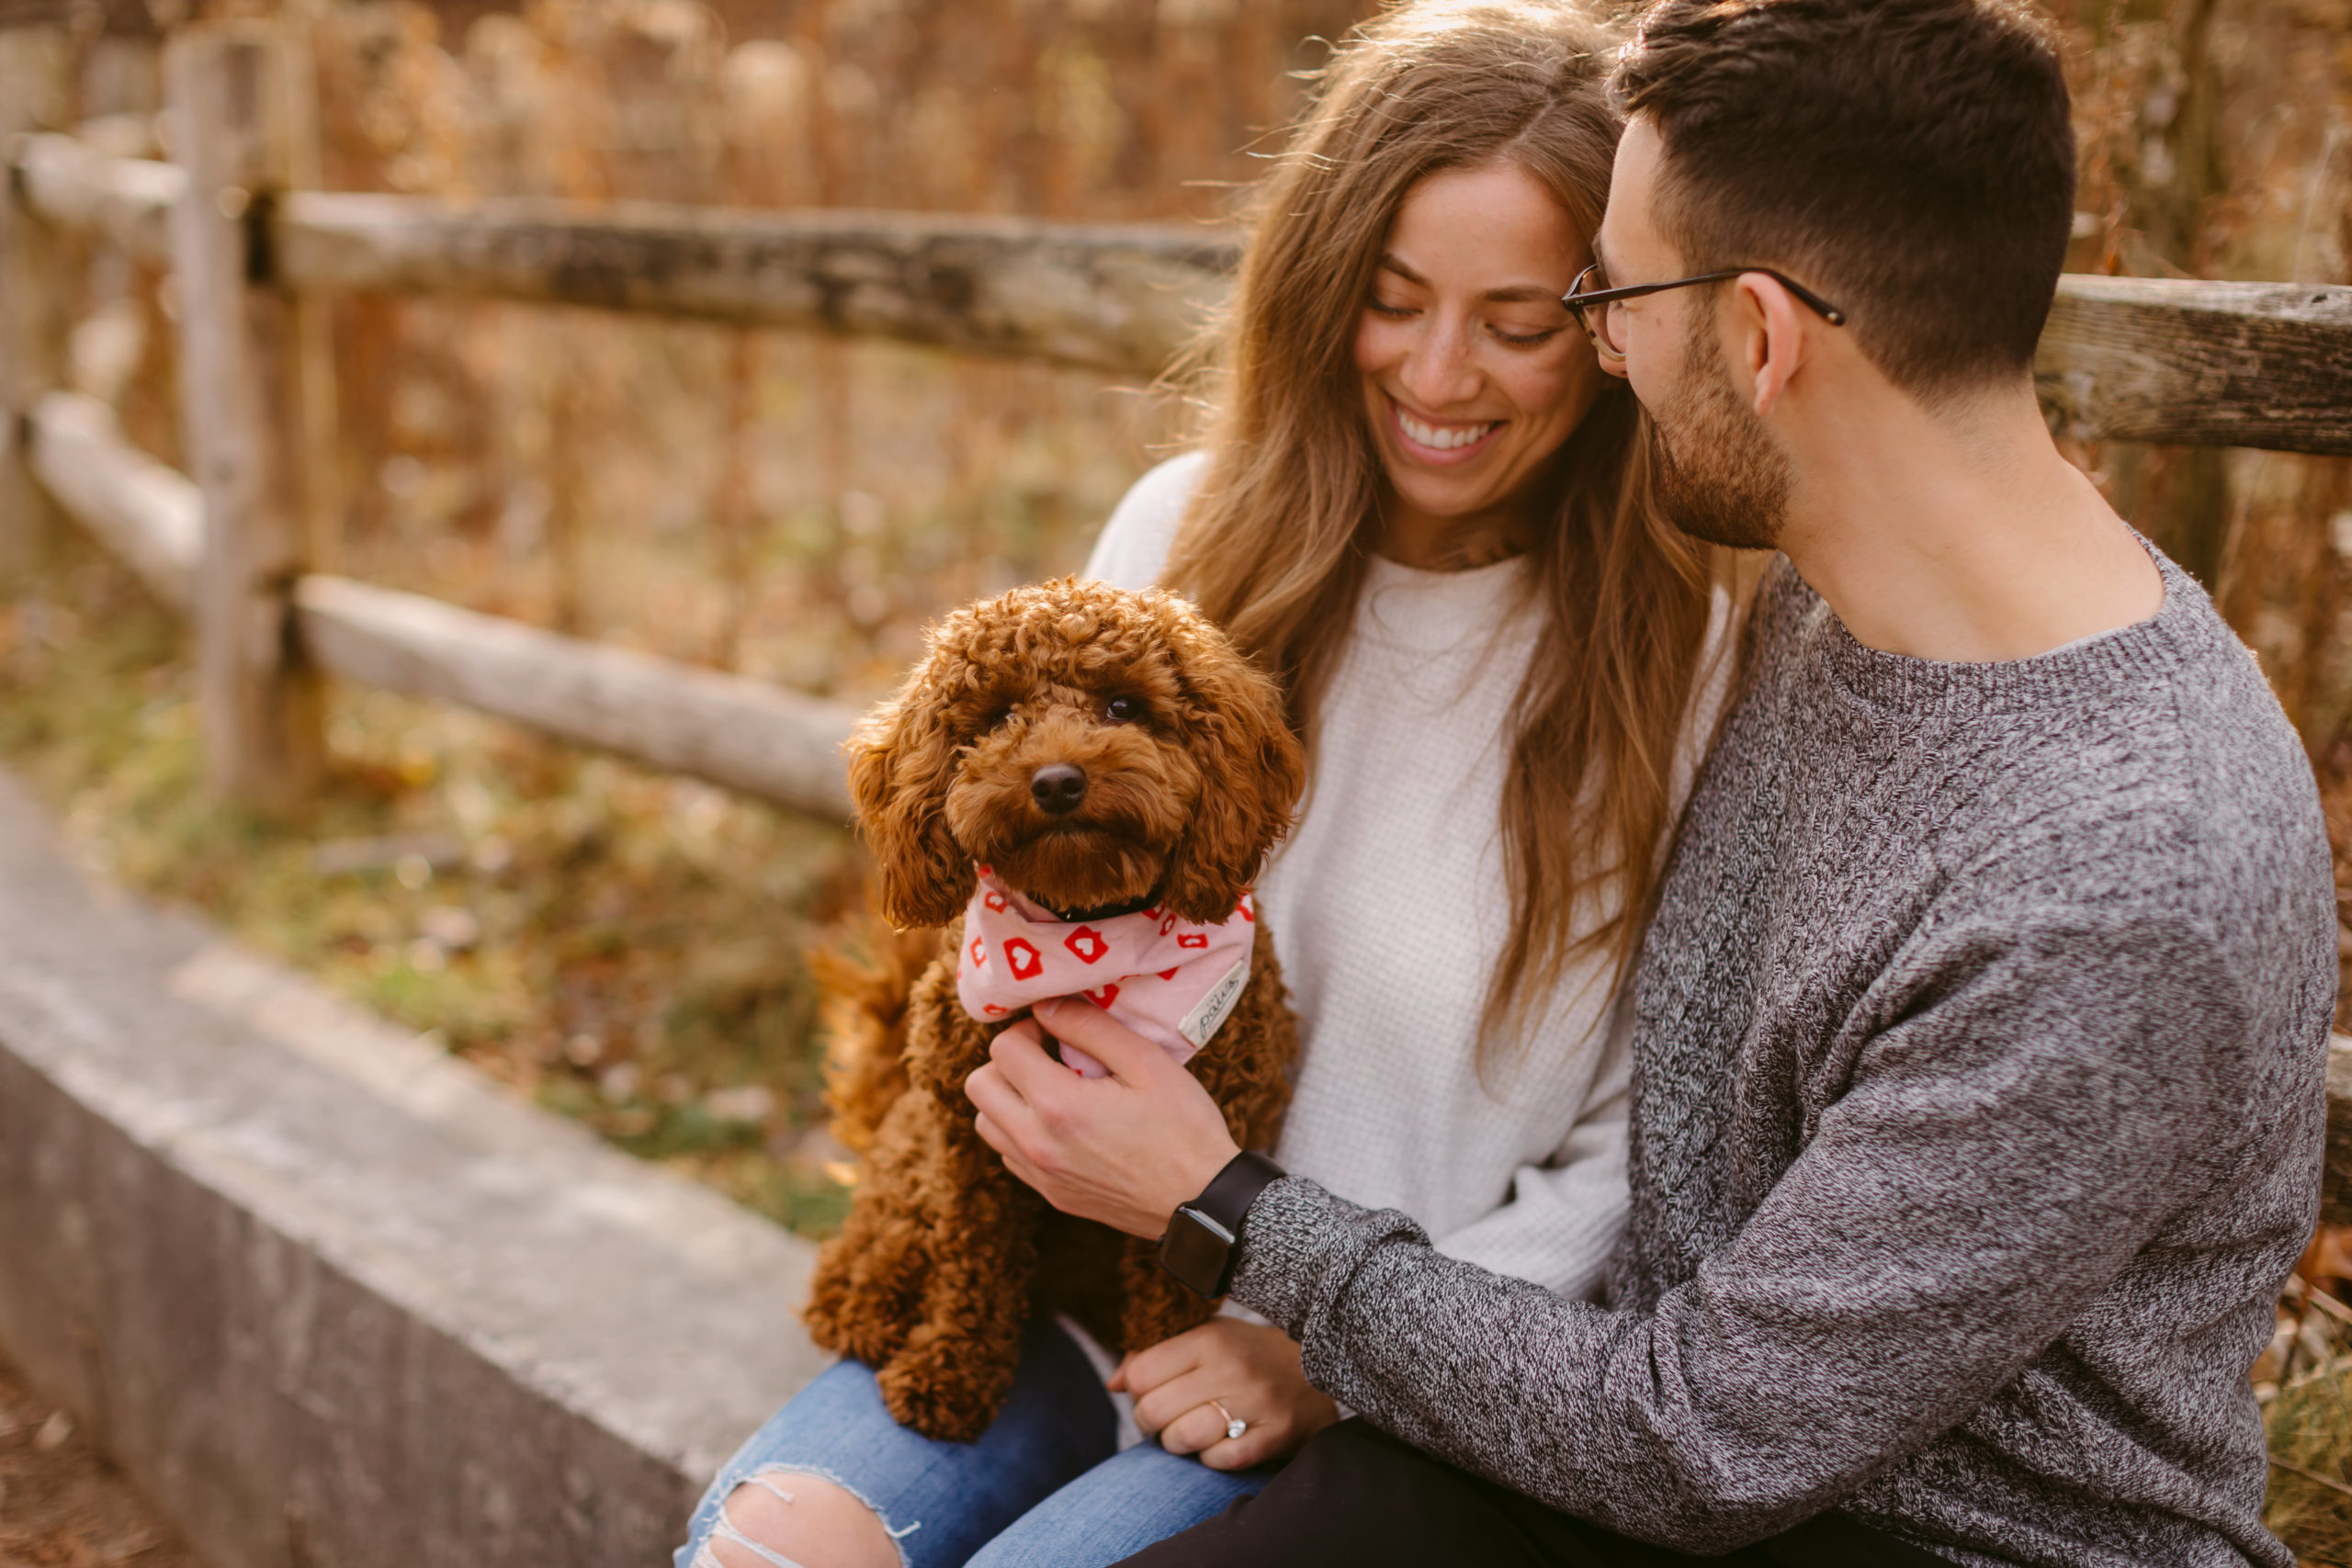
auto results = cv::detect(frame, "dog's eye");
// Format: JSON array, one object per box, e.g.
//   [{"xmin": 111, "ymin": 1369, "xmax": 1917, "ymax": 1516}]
[{"xmin": 1102, "ymin": 695, "xmax": 1143, "ymax": 725}]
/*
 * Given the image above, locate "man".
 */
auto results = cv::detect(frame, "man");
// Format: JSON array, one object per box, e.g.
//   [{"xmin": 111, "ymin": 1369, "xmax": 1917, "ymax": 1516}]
[{"xmin": 967, "ymin": 1, "xmax": 2336, "ymax": 1562}]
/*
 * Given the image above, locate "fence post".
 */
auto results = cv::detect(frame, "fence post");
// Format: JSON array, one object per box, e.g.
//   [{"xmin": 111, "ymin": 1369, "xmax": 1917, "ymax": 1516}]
[
  {"xmin": 0, "ymin": 28, "xmax": 75, "ymax": 583},
  {"xmin": 277, "ymin": 9, "xmax": 343, "ymax": 574},
  {"xmin": 165, "ymin": 22, "xmax": 323, "ymax": 808}
]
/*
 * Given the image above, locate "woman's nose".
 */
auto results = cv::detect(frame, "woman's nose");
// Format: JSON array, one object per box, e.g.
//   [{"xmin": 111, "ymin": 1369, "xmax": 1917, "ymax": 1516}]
[{"xmin": 1398, "ymin": 320, "xmax": 1481, "ymax": 410}]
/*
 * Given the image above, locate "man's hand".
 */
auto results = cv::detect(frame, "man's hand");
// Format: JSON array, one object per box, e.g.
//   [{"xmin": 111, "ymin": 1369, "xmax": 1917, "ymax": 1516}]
[
  {"xmin": 967, "ymin": 996, "xmax": 1240, "ymax": 1238},
  {"xmin": 1113, "ymin": 1318, "xmax": 1340, "ymax": 1471}
]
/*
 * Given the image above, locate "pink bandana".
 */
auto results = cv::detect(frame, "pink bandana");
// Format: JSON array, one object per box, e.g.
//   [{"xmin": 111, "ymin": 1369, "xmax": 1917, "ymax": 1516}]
[{"xmin": 956, "ymin": 867, "xmax": 1255, "ymax": 1078}]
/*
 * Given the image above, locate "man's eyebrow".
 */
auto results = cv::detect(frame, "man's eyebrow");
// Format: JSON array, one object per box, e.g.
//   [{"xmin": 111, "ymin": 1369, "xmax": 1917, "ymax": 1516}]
[{"xmin": 1588, "ymin": 232, "xmax": 1619, "ymax": 281}]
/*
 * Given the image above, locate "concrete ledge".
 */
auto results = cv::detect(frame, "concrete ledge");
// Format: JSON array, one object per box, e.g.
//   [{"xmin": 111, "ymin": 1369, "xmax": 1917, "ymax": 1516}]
[{"xmin": 0, "ymin": 770, "xmax": 830, "ymax": 1566}]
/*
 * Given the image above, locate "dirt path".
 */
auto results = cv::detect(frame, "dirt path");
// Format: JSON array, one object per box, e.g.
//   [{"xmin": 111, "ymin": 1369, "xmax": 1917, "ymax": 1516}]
[{"xmin": 0, "ymin": 1354, "xmax": 206, "ymax": 1568}]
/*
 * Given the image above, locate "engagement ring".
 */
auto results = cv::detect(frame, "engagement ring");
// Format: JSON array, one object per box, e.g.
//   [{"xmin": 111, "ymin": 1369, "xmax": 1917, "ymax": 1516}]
[{"xmin": 1209, "ymin": 1399, "xmax": 1248, "ymax": 1441}]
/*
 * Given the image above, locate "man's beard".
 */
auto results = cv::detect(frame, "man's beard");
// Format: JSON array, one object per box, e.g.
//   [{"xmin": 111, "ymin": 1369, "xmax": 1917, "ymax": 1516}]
[{"xmin": 1648, "ymin": 320, "xmax": 1792, "ymax": 551}]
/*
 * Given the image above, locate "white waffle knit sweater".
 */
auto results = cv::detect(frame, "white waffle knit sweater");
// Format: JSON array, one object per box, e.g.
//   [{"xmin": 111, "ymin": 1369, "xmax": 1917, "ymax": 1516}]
[{"xmin": 1085, "ymin": 452, "xmax": 1730, "ymax": 1302}]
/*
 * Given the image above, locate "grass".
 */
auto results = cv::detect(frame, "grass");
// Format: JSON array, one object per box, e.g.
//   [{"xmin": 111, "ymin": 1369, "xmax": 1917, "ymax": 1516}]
[
  {"xmin": 2267, "ymin": 1354, "xmax": 2352, "ymax": 1564},
  {"xmin": 0, "ymin": 540, "xmax": 862, "ymax": 1238}
]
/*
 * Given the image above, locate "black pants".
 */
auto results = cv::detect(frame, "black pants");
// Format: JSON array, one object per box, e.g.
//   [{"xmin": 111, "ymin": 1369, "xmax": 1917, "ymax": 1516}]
[{"xmin": 1116, "ymin": 1421, "xmax": 1954, "ymax": 1568}]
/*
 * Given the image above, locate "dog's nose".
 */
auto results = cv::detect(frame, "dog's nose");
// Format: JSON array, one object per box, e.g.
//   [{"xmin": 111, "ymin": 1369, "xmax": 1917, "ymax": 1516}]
[{"xmin": 1030, "ymin": 763, "xmax": 1088, "ymax": 815}]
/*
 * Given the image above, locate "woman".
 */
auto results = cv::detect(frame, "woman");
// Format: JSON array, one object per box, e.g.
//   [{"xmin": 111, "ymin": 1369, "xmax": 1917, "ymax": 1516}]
[{"xmin": 681, "ymin": 5, "xmax": 1731, "ymax": 1565}]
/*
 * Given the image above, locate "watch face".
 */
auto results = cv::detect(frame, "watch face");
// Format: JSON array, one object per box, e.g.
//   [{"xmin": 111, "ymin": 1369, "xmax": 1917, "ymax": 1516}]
[{"xmin": 1160, "ymin": 1207, "xmax": 1235, "ymax": 1298}]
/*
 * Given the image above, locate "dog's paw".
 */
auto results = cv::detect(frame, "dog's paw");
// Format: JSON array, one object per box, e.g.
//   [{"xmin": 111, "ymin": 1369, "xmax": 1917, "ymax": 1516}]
[
  {"xmin": 874, "ymin": 1328, "xmax": 1016, "ymax": 1443},
  {"xmin": 804, "ymin": 1220, "xmax": 933, "ymax": 1355},
  {"xmin": 804, "ymin": 1290, "xmax": 923, "ymax": 1369},
  {"xmin": 804, "ymin": 1296, "xmax": 908, "ymax": 1367}
]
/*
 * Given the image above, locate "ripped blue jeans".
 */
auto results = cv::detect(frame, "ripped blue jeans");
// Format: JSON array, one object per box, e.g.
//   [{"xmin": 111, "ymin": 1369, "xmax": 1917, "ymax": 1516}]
[{"xmin": 674, "ymin": 1321, "xmax": 1271, "ymax": 1568}]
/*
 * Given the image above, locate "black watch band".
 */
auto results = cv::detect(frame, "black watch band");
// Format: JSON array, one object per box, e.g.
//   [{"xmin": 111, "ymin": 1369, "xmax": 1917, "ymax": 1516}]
[{"xmin": 1158, "ymin": 1151, "xmax": 1285, "ymax": 1299}]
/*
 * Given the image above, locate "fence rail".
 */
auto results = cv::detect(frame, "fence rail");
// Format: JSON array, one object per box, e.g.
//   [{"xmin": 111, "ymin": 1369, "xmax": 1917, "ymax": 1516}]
[
  {"xmin": 294, "ymin": 577, "xmax": 859, "ymax": 818},
  {"xmin": 26, "ymin": 392, "xmax": 200, "ymax": 608},
  {"xmin": 16, "ymin": 130, "xmax": 178, "ymax": 268},
  {"xmin": 11, "ymin": 131, "xmax": 1232, "ymax": 375},
  {"xmin": 22, "ymin": 389, "xmax": 859, "ymax": 818},
  {"xmin": 2038, "ymin": 276, "xmax": 2352, "ymax": 455},
  {"xmin": 17, "ymin": 130, "xmax": 2352, "ymax": 453},
  {"xmin": 276, "ymin": 194, "xmax": 1237, "ymax": 378}
]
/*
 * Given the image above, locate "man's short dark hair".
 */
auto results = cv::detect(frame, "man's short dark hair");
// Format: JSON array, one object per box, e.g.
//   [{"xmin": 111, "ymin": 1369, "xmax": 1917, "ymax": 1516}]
[{"xmin": 1613, "ymin": 0, "xmax": 2075, "ymax": 396}]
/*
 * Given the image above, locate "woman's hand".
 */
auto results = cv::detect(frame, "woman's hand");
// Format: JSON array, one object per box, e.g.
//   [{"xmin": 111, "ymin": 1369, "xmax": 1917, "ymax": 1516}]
[
  {"xmin": 967, "ymin": 996, "xmax": 1240, "ymax": 1238},
  {"xmin": 1113, "ymin": 1318, "xmax": 1340, "ymax": 1471}
]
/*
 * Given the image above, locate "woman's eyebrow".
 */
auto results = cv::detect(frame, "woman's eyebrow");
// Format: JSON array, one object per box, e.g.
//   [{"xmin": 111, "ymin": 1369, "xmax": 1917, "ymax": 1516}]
[{"xmin": 1375, "ymin": 254, "xmax": 1566, "ymax": 306}]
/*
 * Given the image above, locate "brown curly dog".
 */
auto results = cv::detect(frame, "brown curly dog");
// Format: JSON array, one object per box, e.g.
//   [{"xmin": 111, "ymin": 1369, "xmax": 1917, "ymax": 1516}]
[{"xmin": 803, "ymin": 576, "xmax": 1306, "ymax": 1442}]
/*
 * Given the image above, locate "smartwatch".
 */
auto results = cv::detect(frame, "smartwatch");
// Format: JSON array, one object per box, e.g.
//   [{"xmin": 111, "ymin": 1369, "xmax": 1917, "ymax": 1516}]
[{"xmin": 1158, "ymin": 1151, "xmax": 1285, "ymax": 1298}]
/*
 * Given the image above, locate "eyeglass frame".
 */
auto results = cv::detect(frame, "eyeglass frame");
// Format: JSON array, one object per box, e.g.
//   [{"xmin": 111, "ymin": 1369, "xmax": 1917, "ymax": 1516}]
[{"xmin": 1560, "ymin": 264, "xmax": 1846, "ymax": 361}]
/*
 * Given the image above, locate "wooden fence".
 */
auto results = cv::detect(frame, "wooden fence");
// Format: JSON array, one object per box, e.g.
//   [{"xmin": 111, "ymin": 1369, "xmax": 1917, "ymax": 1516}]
[{"xmin": 6, "ymin": 21, "xmax": 2352, "ymax": 1191}]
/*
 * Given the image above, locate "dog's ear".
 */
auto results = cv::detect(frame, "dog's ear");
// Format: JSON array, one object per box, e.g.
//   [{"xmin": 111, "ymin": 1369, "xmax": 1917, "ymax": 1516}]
[
  {"xmin": 1158, "ymin": 622, "xmax": 1307, "ymax": 925},
  {"xmin": 845, "ymin": 660, "xmax": 973, "ymax": 930}
]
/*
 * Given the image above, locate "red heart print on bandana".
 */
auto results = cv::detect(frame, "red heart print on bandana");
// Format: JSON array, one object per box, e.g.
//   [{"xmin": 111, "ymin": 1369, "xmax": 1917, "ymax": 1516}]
[
  {"xmin": 1176, "ymin": 932, "xmax": 1209, "ymax": 950},
  {"xmin": 968, "ymin": 936, "xmax": 986, "ymax": 969},
  {"xmin": 983, "ymin": 888, "xmax": 1010, "ymax": 913},
  {"xmin": 1085, "ymin": 983, "xmax": 1120, "ymax": 1008},
  {"xmin": 982, "ymin": 1003, "xmax": 1007, "ymax": 1016},
  {"xmin": 1158, "ymin": 968, "xmax": 1180, "ymax": 982},
  {"xmin": 1159, "ymin": 913, "xmax": 1178, "ymax": 936},
  {"xmin": 1237, "ymin": 893, "xmax": 1255, "ymax": 922},
  {"xmin": 1002, "ymin": 937, "xmax": 1044, "ymax": 981},
  {"xmin": 1065, "ymin": 926, "xmax": 1109, "ymax": 964}
]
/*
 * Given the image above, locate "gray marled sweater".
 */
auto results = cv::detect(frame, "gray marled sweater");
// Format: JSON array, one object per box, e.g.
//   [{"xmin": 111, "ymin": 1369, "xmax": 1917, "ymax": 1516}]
[{"xmin": 1230, "ymin": 548, "xmax": 2336, "ymax": 1566}]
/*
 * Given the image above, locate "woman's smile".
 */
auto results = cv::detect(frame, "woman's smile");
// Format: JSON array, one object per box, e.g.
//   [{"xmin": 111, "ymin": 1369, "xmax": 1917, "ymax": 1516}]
[{"xmin": 1386, "ymin": 392, "xmax": 1506, "ymax": 465}]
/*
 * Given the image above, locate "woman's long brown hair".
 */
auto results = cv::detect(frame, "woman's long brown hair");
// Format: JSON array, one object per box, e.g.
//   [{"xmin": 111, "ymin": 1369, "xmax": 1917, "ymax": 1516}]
[{"xmin": 1160, "ymin": 0, "xmax": 1721, "ymax": 1069}]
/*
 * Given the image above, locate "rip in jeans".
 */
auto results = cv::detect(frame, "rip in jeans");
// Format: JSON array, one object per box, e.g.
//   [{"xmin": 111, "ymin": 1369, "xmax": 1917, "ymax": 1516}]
[{"xmin": 693, "ymin": 1465, "xmax": 922, "ymax": 1568}]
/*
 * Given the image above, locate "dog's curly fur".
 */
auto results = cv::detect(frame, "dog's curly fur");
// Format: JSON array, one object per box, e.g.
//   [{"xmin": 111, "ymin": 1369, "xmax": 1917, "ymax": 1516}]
[
  {"xmin": 803, "ymin": 577, "xmax": 1307, "ymax": 1442},
  {"xmin": 810, "ymin": 916, "xmax": 930, "ymax": 1155}
]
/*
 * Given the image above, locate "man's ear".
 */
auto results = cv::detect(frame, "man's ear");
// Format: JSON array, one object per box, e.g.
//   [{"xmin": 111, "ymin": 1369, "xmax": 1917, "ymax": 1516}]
[
  {"xmin": 844, "ymin": 662, "xmax": 973, "ymax": 930},
  {"xmin": 1730, "ymin": 271, "xmax": 1810, "ymax": 419}
]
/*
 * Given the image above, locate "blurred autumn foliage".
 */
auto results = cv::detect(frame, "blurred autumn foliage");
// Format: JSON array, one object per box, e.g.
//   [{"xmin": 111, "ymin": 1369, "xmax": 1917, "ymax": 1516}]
[{"xmin": 284, "ymin": 0, "xmax": 1363, "ymax": 698}]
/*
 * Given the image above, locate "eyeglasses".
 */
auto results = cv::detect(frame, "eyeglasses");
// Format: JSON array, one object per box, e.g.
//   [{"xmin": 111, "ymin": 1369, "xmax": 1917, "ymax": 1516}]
[{"xmin": 1561, "ymin": 263, "xmax": 1846, "ymax": 365}]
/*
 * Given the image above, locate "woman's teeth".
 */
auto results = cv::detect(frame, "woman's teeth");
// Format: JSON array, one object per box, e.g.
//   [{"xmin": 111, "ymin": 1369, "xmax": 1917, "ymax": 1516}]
[{"xmin": 1397, "ymin": 410, "xmax": 1498, "ymax": 451}]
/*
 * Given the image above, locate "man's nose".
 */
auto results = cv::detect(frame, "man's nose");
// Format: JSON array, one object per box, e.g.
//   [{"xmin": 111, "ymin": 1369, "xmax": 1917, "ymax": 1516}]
[{"xmin": 1030, "ymin": 762, "xmax": 1088, "ymax": 815}]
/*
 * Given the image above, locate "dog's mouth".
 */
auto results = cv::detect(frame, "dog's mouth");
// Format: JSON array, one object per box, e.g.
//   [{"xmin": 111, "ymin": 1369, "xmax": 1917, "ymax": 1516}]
[
  {"xmin": 981, "ymin": 821, "xmax": 1170, "ymax": 920},
  {"xmin": 1023, "ymin": 886, "xmax": 1160, "ymax": 922}
]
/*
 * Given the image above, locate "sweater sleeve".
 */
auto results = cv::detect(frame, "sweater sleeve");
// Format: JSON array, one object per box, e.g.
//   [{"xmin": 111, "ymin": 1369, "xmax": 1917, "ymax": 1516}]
[
  {"xmin": 1429, "ymin": 998, "xmax": 1632, "ymax": 1303},
  {"xmin": 1227, "ymin": 906, "xmax": 2256, "ymax": 1552},
  {"xmin": 1081, "ymin": 451, "xmax": 1206, "ymax": 590}
]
